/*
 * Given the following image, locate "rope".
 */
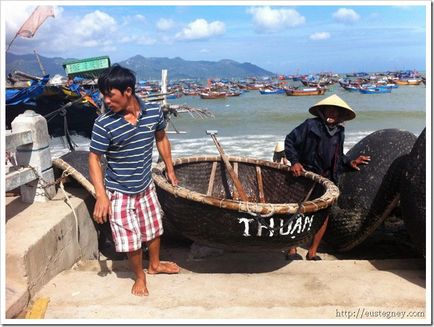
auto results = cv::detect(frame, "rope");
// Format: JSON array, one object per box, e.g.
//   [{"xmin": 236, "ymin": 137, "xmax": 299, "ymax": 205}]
[
  {"xmin": 63, "ymin": 114, "xmax": 77, "ymax": 150},
  {"xmin": 42, "ymin": 97, "xmax": 86, "ymax": 151},
  {"xmin": 43, "ymin": 100, "xmax": 74, "ymax": 121},
  {"xmin": 59, "ymin": 178, "xmax": 81, "ymax": 256},
  {"xmin": 21, "ymin": 165, "xmax": 75, "ymax": 200}
]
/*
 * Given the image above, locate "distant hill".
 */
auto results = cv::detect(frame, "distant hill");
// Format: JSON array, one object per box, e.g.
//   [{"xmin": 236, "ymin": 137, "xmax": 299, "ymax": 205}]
[
  {"xmin": 6, "ymin": 53, "xmax": 74, "ymax": 77},
  {"xmin": 118, "ymin": 55, "xmax": 274, "ymax": 79},
  {"xmin": 6, "ymin": 53, "xmax": 275, "ymax": 80}
]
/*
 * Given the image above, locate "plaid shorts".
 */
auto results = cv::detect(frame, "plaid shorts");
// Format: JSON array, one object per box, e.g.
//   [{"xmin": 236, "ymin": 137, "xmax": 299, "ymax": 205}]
[{"xmin": 107, "ymin": 183, "xmax": 164, "ymax": 253}]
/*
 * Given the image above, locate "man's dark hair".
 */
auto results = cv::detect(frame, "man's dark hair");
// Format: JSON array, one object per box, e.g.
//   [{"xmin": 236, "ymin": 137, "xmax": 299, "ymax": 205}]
[{"xmin": 97, "ymin": 64, "xmax": 136, "ymax": 96}]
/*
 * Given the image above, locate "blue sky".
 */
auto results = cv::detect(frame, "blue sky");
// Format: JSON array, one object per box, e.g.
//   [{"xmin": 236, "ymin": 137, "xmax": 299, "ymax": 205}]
[{"xmin": 2, "ymin": 1, "xmax": 429, "ymax": 74}]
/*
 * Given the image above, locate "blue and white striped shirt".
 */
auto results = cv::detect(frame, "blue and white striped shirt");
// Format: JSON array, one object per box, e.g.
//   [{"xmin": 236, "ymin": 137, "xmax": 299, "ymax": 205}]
[{"xmin": 89, "ymin": 97, "xmax": 166, "ymax": 194}]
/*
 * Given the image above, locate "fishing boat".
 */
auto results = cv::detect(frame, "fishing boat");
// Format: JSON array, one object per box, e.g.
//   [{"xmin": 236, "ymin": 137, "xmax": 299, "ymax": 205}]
[
  {"xmin": 6, "ymin": 75, "xmax": 101, "ymax": 140},
  {"xmin": 395, "ymin": 79, "xmax": 422, "ymax": 85},
  {"xmin": 378, "ymin": 83, "xmax": 398, "ymax": 89},
  {"xmin": 341, "ymin": 84, "xmax": 360, "ymax": 92},
  {"xmin": 259, "ymin": 88, "xmax": 286, "ymax": 95},
  {"xmin": 285, "ymin": 87, "xmax": 326, "ymax": 96},
  {"xmin": 199, "ymin": 91, "xmax": 227, "ymax": 99},
  {"xmin": 152, "ymin": 156, "xmax": 339, "ymax": 251},
  {"xmin": 359, "ymin": 87, "xmax": 392, "ymax": 94},
  {"xmin": 226, "ymin": 90, "xmax": 242, "ymax": 97}
]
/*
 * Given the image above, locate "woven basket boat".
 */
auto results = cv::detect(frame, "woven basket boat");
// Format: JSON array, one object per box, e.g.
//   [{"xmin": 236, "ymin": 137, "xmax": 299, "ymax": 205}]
[
  {"xmin": 401, "ymin": 128, "xmax": 426, "ymax": 256},
  {"xmin": 324, "ymin": 129, "xmax": 417, "ymax": 252},
  {"xmin": 152, "ymin": 156, "xmax": 340, "ymax": 251}
]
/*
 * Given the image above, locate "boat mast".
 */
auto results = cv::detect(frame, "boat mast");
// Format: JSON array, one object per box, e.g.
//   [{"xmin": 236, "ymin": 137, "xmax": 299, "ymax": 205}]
[{"xmin": 34, "ymin": 49, "xmax": 47, "ymax": 76}]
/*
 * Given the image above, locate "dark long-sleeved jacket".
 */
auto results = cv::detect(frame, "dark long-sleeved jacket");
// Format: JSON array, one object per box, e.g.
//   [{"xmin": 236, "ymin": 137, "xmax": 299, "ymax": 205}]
[{"xmin": 284, "ymin": 118, "xmax": 352, "ymax": 183}]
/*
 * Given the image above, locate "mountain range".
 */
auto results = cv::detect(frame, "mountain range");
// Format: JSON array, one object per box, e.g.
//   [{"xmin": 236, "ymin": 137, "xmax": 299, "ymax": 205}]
[{"xmin": 6, "ymin": 53, "xmax": 275, "ymax": 80}]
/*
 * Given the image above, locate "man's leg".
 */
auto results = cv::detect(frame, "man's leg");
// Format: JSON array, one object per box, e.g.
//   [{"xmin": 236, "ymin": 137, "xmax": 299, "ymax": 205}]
[
  {"xmin": 146, "ymin": 237, "xmax": 180, "ymax": 274},
  {"xmin": 307, "ymin": 216, "xmax": 329, "ymax": 260},
  {"xmin": 108, "ymin": 190, "xmax": 148, "ymax": 296},
  {"xmin": 127, "ymin": 248, "xmax": 148, "ymax": 296}
]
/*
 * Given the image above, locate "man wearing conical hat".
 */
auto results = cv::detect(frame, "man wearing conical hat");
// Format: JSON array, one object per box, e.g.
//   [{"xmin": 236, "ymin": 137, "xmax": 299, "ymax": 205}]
[
  {"xmin": 272, "ymin": 141, "xmax": 289, "ymax": 165},
  {"xmin": 284, "ymin": 94, "xmax": 370, "ymax": 261}
]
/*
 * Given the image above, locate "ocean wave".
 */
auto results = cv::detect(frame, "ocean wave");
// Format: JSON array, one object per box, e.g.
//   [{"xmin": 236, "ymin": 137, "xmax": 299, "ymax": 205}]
[{"xmin": 49, "ymin": 127, "xmax": 419, "ymax": 163}]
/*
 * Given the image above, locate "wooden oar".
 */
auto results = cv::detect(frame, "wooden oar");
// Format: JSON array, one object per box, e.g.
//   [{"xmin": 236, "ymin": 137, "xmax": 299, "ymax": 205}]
[{"xmin": 206, "ymin": 130, "xmax": 249, "ymax": 201}]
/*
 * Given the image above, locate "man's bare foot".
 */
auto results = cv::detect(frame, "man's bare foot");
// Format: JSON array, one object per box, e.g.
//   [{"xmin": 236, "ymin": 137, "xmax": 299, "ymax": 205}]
[
  {"xmin": 148, "ymin": 261, "xmax": 180, "ymax": 274},
  {"xmin": 131, "ymin": 277, "xmax": 149, "ymax": 296}
]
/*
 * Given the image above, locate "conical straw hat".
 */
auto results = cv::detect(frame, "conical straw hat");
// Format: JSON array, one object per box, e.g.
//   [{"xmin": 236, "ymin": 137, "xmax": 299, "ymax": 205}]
[
  {"xmin": 274, "ymin": 141, "xmax": 284, "ymax": 152},
  {"xmin": 309, "ymin": 94, "xmax": 356, "ymax": 121}
]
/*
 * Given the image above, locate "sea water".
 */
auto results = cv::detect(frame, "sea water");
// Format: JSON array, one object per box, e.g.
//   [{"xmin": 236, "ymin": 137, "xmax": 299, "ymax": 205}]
[{"xmin": 50, "ymin": 82, "xmax": 427, "ymax": 162}]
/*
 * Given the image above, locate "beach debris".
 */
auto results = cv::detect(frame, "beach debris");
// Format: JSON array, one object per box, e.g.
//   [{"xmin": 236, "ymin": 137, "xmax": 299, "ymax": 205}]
[{"xmin": 25, "ymin": 297, "xmax": 50, "ymax": 319}]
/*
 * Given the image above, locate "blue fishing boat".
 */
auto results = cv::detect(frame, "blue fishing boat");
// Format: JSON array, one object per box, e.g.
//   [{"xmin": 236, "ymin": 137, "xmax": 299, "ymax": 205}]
[
  {"xmin": 359, "ymin": 87, "xmax": 392, "ymax": 94},
  {"xmin": 6, "ymin": 75, "xmax": 50, "ymax": 105},
  {"xmin": 259, "ymin": 88, "xmax": 286, "ymax": 95},
  {"xmin": 377, "ymin": 84, "xmax": 398, "ymax": 89}
]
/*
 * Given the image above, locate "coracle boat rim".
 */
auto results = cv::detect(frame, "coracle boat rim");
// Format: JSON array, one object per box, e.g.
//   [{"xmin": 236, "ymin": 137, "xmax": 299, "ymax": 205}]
[{"xmin": 152, "ymin": 155, "xmax": 340, "ymax": 215}]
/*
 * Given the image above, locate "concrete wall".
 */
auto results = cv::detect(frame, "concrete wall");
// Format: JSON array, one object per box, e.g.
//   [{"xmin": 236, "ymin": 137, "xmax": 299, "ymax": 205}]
[{"xmin": 5, "ymin": 187, "xmax": 98, "ymax": 318}]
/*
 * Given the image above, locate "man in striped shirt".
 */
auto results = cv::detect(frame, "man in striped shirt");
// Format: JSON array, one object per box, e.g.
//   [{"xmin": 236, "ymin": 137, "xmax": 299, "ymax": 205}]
[{"xmin": 89, "ymin": 64, "xmax": 180, "ymax": 297}]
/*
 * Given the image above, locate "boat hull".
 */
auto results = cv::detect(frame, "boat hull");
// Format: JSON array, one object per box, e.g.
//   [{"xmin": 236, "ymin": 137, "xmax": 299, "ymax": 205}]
[
  {"xmin": 259, "ymin": 89, "xmax": 286, "ymax": 95},
  {"xmin": 395, "ymin": 79, "xmax": 422, "ymax": 85},
  {"xmin": 285, "ymin": 88, "xmax": 326, "ymax": 96},
  {"xmin": 153, "ymin": 156, "xmax": 339, "ymax": 251},
  {"xmin": 199, "ymin": 92, "xmax": 226, "ymax": 99},
  {"xmin": 359, "ymin": 88, "xmax": 392, "ymax": 94}
]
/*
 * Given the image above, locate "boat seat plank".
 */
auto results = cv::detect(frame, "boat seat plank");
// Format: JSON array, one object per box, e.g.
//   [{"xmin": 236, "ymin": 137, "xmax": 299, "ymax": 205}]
[
  {"xmin": 206, "ymin": 161, "xmax": 218, "ymax": 196},
  {"xmin": 256, "ymin": 166, "xmax": 266, "ymax": 203}
]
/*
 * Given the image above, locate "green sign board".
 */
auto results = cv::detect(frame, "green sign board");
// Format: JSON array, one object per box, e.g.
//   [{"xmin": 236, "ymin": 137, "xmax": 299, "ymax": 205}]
[{"xmin": 63, "ymin": 56, "xmax": 111, "ymax": 78}]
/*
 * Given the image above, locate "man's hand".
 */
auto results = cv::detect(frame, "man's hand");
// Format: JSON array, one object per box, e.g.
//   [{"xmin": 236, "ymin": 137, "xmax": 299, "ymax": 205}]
[
  {"xmin": 350, "ymin": 155, "xmax": 371, "ymax": 171},
  {"xmin": 93, "ymin": 194, "xmax": 112, "ymax": 224},
  {"xmin": 290, "ymin": 162, "xmax": 304, "ymax": 177},
  {"xmin": 166, "ymin": 170, "xmax": 179, "ymax": 186}
]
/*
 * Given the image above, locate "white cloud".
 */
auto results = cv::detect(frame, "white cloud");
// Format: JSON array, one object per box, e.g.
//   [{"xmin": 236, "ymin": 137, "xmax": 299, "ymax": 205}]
[
  {"xmin": 200, "ymin": 48, "xmax": 210, "ymax": 53},
  {"xmin": 135, "ymin": 35, "xmax": 157, "ymax": 45},
  {"xmin": 119, "ymin": 35, "xmax": 156, "ymax": 45},
  {"xmin": 135, "ymin": 14, "xmax": 146, "ymax": 21},
  {"xmin": 247, "ymin": 6, "xmax": 305, "ymax": 33},
  {"xmin": 175, "ymin": 19, "xmax": 225, "ymax": 40},
  {"xmin": 310, "ymin": 32, "xmax": 330, "ymax": 40},
  {"xmin": 81, "ymin": 40, "xmax": 99, "ymax": 47},
  {"xmin": 74, "ymin": 10, "xmax": 117, "ymax": 37},
  {"xmin": 332, "ymin": 8, "xmax": 360, "ymax": 24},
  {"xmin": 157, "ymin": 18, "xmax": 175, "ymax": 31}
]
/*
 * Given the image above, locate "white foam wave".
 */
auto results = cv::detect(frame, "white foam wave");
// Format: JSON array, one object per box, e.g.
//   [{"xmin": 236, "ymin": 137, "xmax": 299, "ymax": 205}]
[{"xmin": 48, "ymin": 131, "xmax": 376, "ymax": 163}]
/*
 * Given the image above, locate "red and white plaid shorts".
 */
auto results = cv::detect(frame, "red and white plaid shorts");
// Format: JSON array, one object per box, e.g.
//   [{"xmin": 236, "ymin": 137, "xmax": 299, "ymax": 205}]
[{"xmin": 107, "ymin": 183, "xmax": 163, "ymax": 253}]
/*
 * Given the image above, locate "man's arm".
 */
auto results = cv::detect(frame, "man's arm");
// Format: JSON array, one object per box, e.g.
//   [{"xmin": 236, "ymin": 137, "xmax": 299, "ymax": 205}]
[
  {"xmin": 285, "ymin": 121, "xmax": 309, "ymax": 176},
  {"xmin": 155, "ymin": 129, "xmax": 178, "ymax": 186},
  {"xmin": 89, "ymin": 152, "xmax": 111, "ymax": 224}
]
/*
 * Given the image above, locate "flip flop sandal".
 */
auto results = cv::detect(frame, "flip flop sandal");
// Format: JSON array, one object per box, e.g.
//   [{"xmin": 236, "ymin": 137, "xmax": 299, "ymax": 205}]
[
  {"xmin": 306, "ymin": 254, "xmax": 322, "ymax": 261},
  {"xmin": 285, "ymin": 252, "xmax": 303, "ymax": 261}
]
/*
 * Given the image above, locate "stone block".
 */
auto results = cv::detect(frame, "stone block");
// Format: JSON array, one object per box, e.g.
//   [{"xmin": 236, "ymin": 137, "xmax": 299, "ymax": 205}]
[
  {"xmin": 11, "ymin": 110, "xmax": 50, "ymax": 149},
  {"xmin": 15, "ymin": 147, "xmax": 53, "ymax": 173},
  {"xmin": 6, "ymin": 188, "xmax": 98, "ymax": 317},
  {"xmin": 20, "ymin": 169, "xmax": 56, "ymax": 203}
]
